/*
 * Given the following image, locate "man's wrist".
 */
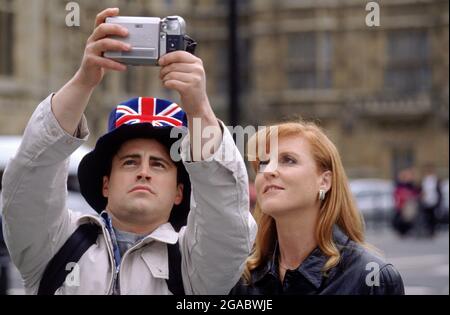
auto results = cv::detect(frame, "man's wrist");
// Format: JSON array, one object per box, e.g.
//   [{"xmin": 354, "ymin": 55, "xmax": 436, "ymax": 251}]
[
  {"xmin": 184, "ymin": 97, "xmax": 212, "ymax": 117},
  {"xmin": 72, "ymin": 70, "xmax": 97, "ymax": 92}
]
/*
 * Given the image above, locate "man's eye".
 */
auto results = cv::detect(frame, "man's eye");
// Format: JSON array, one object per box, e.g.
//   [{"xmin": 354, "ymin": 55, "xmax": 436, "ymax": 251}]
[
  {"xmin": 152, "ymin": 162, "xmax": 166, "ymax": 169},
  {"xmin": 123, "ymin": 160, "xmax": 137, "ymax": 166}
]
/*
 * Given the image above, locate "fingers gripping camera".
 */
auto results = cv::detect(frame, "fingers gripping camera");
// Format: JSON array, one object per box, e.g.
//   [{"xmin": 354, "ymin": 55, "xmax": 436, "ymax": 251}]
[{"xmin": 104, "ymin": 16, "xmax": 197, "ymax": 66}]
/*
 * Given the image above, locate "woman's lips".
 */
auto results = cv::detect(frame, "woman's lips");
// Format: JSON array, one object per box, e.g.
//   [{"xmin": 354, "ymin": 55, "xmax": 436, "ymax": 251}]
[{"xmin": 263, "ymin": 185, "xmax": 285, "ymax": 194}]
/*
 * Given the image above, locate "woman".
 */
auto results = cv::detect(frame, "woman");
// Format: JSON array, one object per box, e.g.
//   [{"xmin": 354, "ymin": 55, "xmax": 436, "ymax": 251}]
[{"xmin": 231, "ymin": 120, "xmax": 404, "ymax": 294}]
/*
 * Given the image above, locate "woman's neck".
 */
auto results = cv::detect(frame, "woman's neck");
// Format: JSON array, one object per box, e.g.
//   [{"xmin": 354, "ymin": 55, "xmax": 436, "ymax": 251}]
[{"xmin": 275, "ymin": 206, "xmax": 319, "ymax": 270}]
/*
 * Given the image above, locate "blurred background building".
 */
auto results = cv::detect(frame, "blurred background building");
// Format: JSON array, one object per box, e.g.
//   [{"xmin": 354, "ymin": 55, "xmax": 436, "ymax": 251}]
[
  {"xmin": 0, "ymin": 0, "xmax": 448, "ymax": 180},
  {"xmin": 0, "ymin": 0, "xmax": 449, "ymax": 295}
]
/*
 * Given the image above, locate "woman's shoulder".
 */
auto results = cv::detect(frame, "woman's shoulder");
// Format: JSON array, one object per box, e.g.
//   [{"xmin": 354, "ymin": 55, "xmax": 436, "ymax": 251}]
[
  {"xmin": 334, "ymin": 227, "xmax": 391, "ymax": 269},
  {"xmin": 339, "ymin": 240, "xmax": 405, "ymax": 294}
]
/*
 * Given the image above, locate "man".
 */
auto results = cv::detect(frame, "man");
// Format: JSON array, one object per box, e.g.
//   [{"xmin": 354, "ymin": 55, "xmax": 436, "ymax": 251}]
[{"xmin": 1, "ymin": 8, "xmax": 256, "ymax": 294}]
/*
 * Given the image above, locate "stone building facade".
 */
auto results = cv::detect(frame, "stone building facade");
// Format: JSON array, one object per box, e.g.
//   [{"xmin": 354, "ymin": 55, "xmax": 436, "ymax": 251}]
[{"xmin": 0, "ymin": 0, "xmax": 448, "ymax": 179}]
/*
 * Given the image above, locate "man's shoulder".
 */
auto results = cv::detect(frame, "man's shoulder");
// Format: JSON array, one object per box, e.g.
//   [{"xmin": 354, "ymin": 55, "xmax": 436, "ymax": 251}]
[{"xmin": 70, "ymin": 211, "xmax": 104, "ymax": 229}]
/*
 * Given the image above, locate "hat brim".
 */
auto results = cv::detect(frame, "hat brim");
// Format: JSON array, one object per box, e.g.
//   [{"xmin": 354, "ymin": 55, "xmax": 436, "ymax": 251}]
[{"xmin": 78, "ymin": 123, "xmax": 190, "ymax": 229}]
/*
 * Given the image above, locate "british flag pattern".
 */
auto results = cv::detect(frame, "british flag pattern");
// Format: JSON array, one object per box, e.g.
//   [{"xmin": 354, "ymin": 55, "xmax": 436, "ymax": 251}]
[{"xmin": 113, "ymin": 97, "xmax": 187, "ymax": 129}]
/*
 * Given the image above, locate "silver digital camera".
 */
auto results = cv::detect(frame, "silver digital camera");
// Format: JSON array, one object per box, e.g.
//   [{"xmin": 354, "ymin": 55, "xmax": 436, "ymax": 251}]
[{"xmin": 104, "ymin": 16, "xmax": 196, "ymax": 66}]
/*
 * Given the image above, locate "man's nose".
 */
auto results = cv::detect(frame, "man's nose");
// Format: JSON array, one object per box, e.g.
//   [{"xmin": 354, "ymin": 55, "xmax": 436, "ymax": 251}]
[{"xmin": 137, "ymin": 164, "xmax": 151, "ymax": 181}]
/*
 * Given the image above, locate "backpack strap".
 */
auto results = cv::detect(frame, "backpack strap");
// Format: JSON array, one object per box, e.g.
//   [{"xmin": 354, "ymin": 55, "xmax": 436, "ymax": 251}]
[
  {"xmin": 37, "ymin": 223, "xmax": 99, "ymax": 295},
  {"xmin": 37, "ymin": 223, "xmax": 185, "ymax": 295},
  {"xmin": 166, "ymin": 241, "xmax": 185, "ymax": 295}
]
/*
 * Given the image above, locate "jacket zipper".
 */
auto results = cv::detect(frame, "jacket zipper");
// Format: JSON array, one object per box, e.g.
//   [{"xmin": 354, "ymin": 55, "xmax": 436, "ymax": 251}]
[
  {"xmin": 116, "ymin": 239, "xmax": 149, "ymax": 294},
  {"xmin": 77, "ymin": 215, "xmax": 116, "ymax": 295},
  {"xmin": 101, "ymin": 226, "xmax": 117, "ymax": 295}
]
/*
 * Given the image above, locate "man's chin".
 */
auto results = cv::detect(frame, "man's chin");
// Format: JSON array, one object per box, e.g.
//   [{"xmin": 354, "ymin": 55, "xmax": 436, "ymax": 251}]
[{"xmin": 127, "ymin": 201, "xmax": 154, "ymax": 213}]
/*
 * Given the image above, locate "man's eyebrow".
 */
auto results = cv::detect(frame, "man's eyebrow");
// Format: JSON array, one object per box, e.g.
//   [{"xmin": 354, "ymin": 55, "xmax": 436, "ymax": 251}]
[
  {"xmin": 118, "ymin": 153, "xmax": 173, "ymax": 165},
  {"xmin": 118, "ymin": 154, "xmax": 141, "ymax": 161},
  {"xmin": 149, "ymin": 155, "xmax": 173, "ymax": 166}
]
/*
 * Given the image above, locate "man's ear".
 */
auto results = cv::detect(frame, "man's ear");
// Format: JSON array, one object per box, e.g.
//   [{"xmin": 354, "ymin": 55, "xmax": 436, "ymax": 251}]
[
  {"xmin": 319, "ymin": 170, "xmax": 332, "ymax": 193},
  {"xmin": 102, "ymin": 176, "xmax": 109, "ymax": 198},
  {"xmin": 174, "ymin": 183, "xmax": 184, "ymax": 206}
]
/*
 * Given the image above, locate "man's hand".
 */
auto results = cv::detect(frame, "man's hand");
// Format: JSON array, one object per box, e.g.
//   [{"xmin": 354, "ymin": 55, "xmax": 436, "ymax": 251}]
[
  {"xmin": 159, "ymin": 51, "xmax": 210, "ymax": 117},
  {"xmin": 159, "ymin": 51, "xmax": 221, "ymax": 160},
  {"xmin": 75, "ymin": 7, "xmax": 131, "ymax": 88},
  {"xmin": 52, "ymin": 7, "xmax": 130, "ymax": 135}
]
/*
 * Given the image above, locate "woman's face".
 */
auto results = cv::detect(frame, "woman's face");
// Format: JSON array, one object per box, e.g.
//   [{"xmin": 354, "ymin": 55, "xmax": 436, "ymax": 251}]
[{"xmin": 255, "ymin": 134, "xmax": 329, "ymax": 217}]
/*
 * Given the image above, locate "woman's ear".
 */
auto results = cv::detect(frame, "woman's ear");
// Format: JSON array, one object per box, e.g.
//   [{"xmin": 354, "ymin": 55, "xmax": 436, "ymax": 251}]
[{"xmin": 320, "ymin": 170, "xmax": 332, "ymax": 193}]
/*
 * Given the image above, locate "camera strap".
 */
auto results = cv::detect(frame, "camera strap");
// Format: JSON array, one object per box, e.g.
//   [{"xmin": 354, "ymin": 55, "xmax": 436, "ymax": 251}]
[{"xmin": 184, "ymin": 35, "xmax": 197, "ymax": 55}]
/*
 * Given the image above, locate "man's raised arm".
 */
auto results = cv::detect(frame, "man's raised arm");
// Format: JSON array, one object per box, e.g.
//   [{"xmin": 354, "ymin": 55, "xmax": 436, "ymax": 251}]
[
  {"xmin": 0, "ymin": 7, "xmax": 131, "ymax": 290},
  {"xmin": 158, "ymin": 51, "xmax": 257, "ymax": 294}
]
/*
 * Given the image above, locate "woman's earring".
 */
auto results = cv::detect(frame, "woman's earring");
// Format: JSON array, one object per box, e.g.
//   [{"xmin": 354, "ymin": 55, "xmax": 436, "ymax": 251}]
[{"xmin": 319, "ymin": 189, "xmax": 326, "ymax": 201}]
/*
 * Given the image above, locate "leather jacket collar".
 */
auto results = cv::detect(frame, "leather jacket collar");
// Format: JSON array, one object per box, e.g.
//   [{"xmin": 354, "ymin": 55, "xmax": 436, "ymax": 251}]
[{"xmin": 252, "ymin": 225, "xmax": 350, "ymax": 289}]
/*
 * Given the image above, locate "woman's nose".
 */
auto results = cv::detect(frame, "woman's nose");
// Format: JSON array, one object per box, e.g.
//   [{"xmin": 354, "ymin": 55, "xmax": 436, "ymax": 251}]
[{"xmin": 262, "ymin": 160, "xmax": 279, "ymax": 179}]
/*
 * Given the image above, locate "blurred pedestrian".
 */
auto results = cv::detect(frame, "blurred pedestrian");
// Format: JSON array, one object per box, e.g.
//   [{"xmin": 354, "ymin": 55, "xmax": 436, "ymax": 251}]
[
  {"xmin": 0, "ymin": 216, "xmax": 9, "ymax": 295},
  {"xmin": 392, "ymin": 168, "xmax": 421, "ymax": 236},
  {"xmin": 420, "ymin": 164, "xmax": 442, "ymax": 237}
]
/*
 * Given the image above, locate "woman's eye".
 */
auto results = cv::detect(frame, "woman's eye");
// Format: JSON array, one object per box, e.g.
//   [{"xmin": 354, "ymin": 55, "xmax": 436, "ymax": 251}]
[
  {"xmin": 281, "ymin": 156, "xmax": 296, "ymax": 164},
  {"xmin": 257, "ymin": 160, "xmax": 269, "ymax": 172}
]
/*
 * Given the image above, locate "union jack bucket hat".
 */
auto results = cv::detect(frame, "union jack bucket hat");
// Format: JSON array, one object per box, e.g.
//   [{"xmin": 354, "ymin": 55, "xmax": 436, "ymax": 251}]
[{"xmin": 78, "ymin": 97, "xmax": 190, "ymax": 231}]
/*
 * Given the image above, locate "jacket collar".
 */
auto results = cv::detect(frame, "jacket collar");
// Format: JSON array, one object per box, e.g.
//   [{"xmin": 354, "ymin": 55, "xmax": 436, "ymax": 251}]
[
  {"xmin": 253, "ymin": 225, "xmax": 350, "ymax": 289},
  {"xmin": 144, "ymin": 222, "xmax": 179, "ymax": 244},
  {"xmin": 100, "ymin": 211, "xmax": 179, "ymax": 244},
  {"xmin": 76, "ymin": 212, "xmax": 179, "ymax": 245}
]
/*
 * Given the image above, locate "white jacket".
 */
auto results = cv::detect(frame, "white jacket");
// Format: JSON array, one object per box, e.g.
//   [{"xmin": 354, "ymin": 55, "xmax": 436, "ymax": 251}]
[{"xmin": 1, "ymin": 94, "xmax": 257, "ymax": 295}]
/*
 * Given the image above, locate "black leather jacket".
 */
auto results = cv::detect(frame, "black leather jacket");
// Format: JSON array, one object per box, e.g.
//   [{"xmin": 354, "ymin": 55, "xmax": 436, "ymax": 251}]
[{"xmin": 230, "ymin": 227, "xmax": 405, "ymax": 295}]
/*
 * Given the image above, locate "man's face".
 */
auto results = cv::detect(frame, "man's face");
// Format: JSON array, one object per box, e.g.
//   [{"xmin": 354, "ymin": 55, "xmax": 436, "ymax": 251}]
[{"xmin": 102, "ymin": 138, "xmax": 183, "ymax": 233}]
